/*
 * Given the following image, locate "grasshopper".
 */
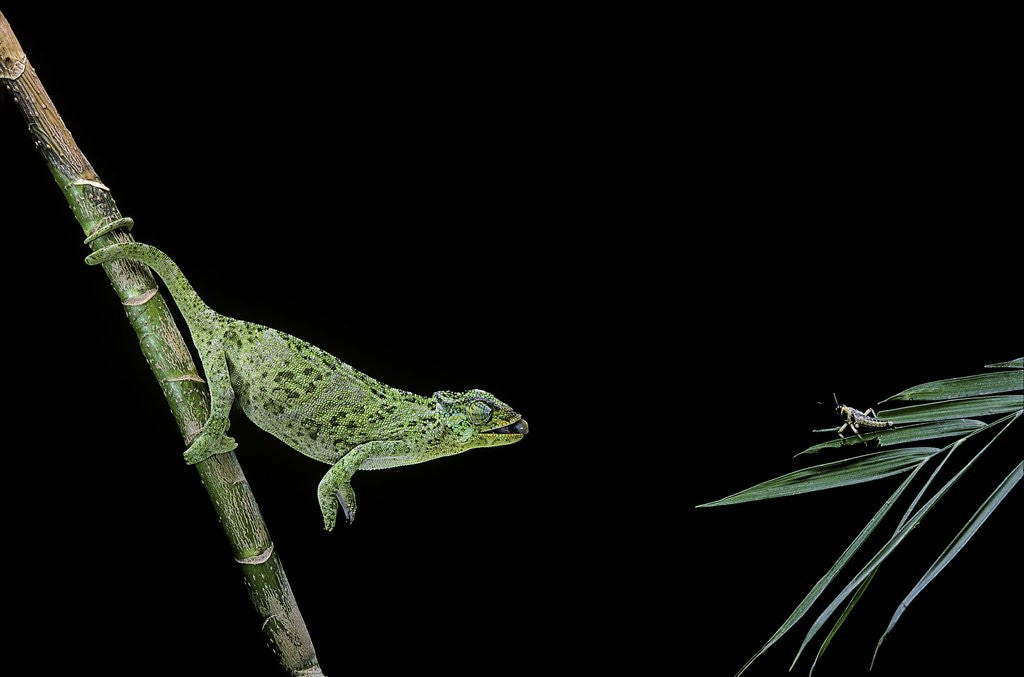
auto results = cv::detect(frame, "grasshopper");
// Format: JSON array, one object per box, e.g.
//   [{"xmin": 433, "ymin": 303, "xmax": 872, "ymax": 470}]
[{"xmin": 833, "ymin": 393, "xmax": 895, "ymax": 438}]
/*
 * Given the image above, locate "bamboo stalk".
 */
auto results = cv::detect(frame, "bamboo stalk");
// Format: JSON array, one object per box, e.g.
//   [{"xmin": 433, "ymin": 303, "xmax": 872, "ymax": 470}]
[{"xmin": 0, "ymin": 13, "xmax": 324, "ymax": 676}]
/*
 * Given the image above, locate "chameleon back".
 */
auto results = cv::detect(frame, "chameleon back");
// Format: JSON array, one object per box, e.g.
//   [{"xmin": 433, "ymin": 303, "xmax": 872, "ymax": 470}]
[
  {"xmin": 84, "ymin": 241, "xmax": 524, "ymax": 528},
  {"xmin": 222, "ymin": 321, "xmax": 433, "ymax": 464}
]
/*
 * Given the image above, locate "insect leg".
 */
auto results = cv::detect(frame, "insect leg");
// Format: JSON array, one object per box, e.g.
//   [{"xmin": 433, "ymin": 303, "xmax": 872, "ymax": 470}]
[
  {"xmin": 837, "ymin": 422, "xmax": 849, "ymax": 438},
  {"xmin": 864, "ymin": 408, "xmax": 878, "ymax": 417}
]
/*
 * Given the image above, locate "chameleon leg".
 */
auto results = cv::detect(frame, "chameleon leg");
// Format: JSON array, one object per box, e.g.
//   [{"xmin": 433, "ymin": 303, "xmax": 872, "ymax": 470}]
[
  {"xmin": 318, "ymin": 458, "xmax": 358, "ymax": 531},
  {"xmin": 317, "ymin": 440, "xmax": 408, "ymax": 530},
  {"xmin": 183, "ymin": 345, "xmax": 238, "ymax": 464}
]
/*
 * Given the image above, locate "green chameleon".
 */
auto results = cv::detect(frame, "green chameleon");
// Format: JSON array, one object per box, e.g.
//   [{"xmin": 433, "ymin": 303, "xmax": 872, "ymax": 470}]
[{"xmin": 86, "ymin": 242, "xmax": 528, "ymax": 530}]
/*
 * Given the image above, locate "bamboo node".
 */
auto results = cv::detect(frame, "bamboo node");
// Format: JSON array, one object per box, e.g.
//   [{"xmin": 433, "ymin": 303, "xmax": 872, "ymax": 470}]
[
  {"xmin": 123, "ymin": 288, "xmax": 159, "ymax": 306},
  {"xmin": 237, "ymin": 543, "xmax": 275, "ymax": 565},
  {"xmin": 262, "ymin": 612, "xmax": 284, "ymax": 631},
  {"xmin": 0, "ymin": 54, "xmax": 26, "ymax": 81},
  {"xmin": 184, "ymin": 427, "xmax": 203, "ymax": 446},
  {"xmin": 292, "ymin": 667, "xmax": 325, "ymax": 676},
  {"xmin": 66, "ymin": 178, "xmax": 110, "ymax": 191},
  {"xmin": 166, "ymin": 373, "xmax": 206, "ymax": 383}
]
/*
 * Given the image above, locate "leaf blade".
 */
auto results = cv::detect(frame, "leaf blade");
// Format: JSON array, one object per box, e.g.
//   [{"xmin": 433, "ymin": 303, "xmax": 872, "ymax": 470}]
[
  {"xmin": 871, "ymin": 460, "xmax": 1024, "ymax": 668},
  {"xmin": 985, "ymin": 357, "xmax": 1023, "ymax": 368},
  {"xmin": 796, "ymin": 419, "xmax": 986, "ymax": 456},
  {"xmin": 732, "ymin": 466, "xmax": 925, "ymax": 676},
  {"xmin": 809, "ymin": 425, "xmax": 967, "ymax": 668},
  {"xmin": 877, "ymin": 395, "xmax": 1024, "ymax": 424},
  {"xmin": 810, "ymin": 573, "xmax": 875, "ymax": 676},
  {"xmin": 697, "ymin": 448, "xmax": 939, "ymax": 508},
  {"xmin": 881, "ymin": 371, "xmax": 1023, "ymax": 402},
  {"xmin": 789, "ymin": 412, "xmax": 1020, "ymax": 670}
]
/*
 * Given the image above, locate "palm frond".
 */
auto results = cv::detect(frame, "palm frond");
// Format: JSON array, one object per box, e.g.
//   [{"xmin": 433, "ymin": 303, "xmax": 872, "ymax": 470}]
[
  {"xmin": 881, "ymin": 370, "xmax": 1022, "ymax": 402},
  {"xmin": 700, "ymin": 359, "xmax": 1024, "ymax": 675},
  {"xmin": 871, "ymin": 460, "xmax": 1024, "ymax": 668},
  {"xmin": 876, "ymin": 395, "xmax": 1022, "ymax": 424},
  {"xmin": 790, "ymin": 414, "xmax": 1019, "ymax": 670},
  {"xmin": 985, "ymin": 357, "xmax": 1023, "ymax": 368},
  {"xmin": 797, "ymin": 419, "xmax": 985, "ymax": 457},
  {"xmin": 696, "ymin": 448, "xmax": 939, "ymax": 508},
  {"xmin": 808, "ymin": 425, "xmax": 976, "ymax": 669},
  {"xmin": 731, "ymin": 467, "xmax": 925, "ymax": 676}
]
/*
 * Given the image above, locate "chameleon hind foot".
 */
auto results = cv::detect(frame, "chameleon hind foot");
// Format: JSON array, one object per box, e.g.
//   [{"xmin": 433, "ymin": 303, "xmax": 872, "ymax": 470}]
[
  {"xmin": 83, "ymin": 217, "xmax": 134, "ymax": 244},
  {"xmin": 182, "ymin": 431, "xmax": 238, "ymax": 464}
]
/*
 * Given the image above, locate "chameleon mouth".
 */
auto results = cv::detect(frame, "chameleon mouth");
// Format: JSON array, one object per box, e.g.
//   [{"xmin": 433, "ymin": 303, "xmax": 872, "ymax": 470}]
[{"xmin": 483, "ymin": 417, "xmax": 529, "ymax": 436}]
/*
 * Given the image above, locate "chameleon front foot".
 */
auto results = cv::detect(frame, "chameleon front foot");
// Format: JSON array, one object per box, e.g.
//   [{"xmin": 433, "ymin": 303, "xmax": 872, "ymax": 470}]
[
  {"xmin": 183, "ymin": 431, "xmax": 238, "ymax": 464},
  {"xmin": 318, "ymin": 468, "xmax": 357, "ymax": 531},
  {"xmin": 337, "ymin": 489, "xmax": 355, "ymax": 526}
]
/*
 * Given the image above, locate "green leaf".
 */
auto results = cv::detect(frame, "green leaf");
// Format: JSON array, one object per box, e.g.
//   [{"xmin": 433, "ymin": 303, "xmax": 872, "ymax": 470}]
[
  {"xmin": 877, "ymin": 395, "xmax": 1024, "ymax": 424},
  {"xmin": 732, "ymin": 467, "xmax": 925, "ymax": 676},
  {"xmin": 796, "ymin": 419, "xmax": 986, "ymax": 456},
  {"xmin": 871, "ymin": 460, "xmax": 1024, "ymax": 668},
  {"xmin": 986, "ymin": 357, "xmax": 1023, "ymax": 368},
  {"xmin": 790, "ymin": 413, "xmax": 1020, "ymax": 671},
  {"xmin": 811, "ymin": 573, "xmax": 874, "ymax": 675},
  {"xmin": 808, "ymin": 426, "xmax": 967, "ymax": 671},
  {"xmin": 696, "ymin": 448, "xmax": 939, "ymax": 508},
  {"xmin": 881, "ymin": 371, "xmax": 1023, "ymax": 402}
]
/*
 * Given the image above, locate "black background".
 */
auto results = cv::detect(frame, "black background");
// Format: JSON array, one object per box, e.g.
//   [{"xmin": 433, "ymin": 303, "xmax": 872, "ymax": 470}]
[{"xmin": 1, "ymin": 6, "xmax": 1020, "ymax": 676}]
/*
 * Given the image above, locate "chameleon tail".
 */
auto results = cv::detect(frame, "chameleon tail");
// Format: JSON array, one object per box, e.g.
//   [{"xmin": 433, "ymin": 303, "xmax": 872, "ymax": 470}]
[
  {"xmin": 86, "ymin": 242, "xmax": 215, "ymax": 331},
  {"xmin": 83, "ymin": 216, "xmax": 134, "ymax": 244}
]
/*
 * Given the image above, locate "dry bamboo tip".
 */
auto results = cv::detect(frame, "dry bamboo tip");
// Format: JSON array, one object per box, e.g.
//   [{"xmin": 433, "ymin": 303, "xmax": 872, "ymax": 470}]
[{"xmin": 0, "ymin": 12, "xmax": 28, "ymax": 81}]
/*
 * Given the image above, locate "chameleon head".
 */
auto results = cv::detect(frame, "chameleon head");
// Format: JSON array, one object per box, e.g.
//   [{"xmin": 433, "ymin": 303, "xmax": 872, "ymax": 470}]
[{"xmin": 434, "ymin": 389, "xmax": 528, "ymax": 451}]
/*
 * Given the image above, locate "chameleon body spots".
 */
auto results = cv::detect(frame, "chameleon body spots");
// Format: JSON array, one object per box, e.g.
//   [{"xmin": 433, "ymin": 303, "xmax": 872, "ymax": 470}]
[{"xmin": 86, "ymin": 243, "xmax": 527, "ymax": 529}]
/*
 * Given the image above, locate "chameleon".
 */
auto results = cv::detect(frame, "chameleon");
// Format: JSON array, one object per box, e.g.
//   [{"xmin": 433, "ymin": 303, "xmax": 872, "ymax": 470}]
[
  {"xmin": 833, "ymin": 394, "xmax": 894, "ymax": 438},
  {"xmin": 86, "ymin": 242, "xmax": 528, "ymax": 530}
]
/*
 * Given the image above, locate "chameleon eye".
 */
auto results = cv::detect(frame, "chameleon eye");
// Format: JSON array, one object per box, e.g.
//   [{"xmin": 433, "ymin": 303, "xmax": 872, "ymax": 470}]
[{"xmin": 467, "ymin": 400, "xmax": 493, "ymax": 425}]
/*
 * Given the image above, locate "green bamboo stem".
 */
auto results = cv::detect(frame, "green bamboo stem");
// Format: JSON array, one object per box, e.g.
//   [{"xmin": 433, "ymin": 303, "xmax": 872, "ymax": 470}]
[{"xmin": 0, "ymin": 13, "xmax": 323, "ymax": 676}]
